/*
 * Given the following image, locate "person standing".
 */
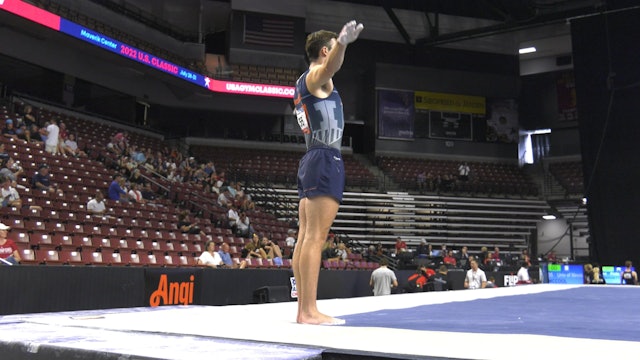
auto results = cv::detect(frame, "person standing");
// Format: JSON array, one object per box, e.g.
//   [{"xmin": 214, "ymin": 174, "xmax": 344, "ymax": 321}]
[
  {"xmin": 291, "ymin": 20, "xmax": 363, "ymax": 325},
  {"xmin": 517, "ymin": 261, "xmax": 532, "ymax": 284},
  {"xmin": 464, "ymin": 259, "xmax": 487, "ymax": 289},
  {"xmin": 370, "ymin": 259, "xmax": 397, "ymax": 296},
  {"xmin": 621, "ymin": 260, "xmax": 638, "ymax": 285}
]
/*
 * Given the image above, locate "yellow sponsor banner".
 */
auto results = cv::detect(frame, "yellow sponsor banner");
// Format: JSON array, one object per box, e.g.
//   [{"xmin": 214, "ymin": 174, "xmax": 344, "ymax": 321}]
[{"xmin": 414, "ymin": 91, "xmax": 486, "ymax": 115}]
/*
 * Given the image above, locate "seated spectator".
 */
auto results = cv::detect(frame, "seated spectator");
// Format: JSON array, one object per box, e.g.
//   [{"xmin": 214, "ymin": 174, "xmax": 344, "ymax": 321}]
[
  {"xmin": 177, "ymin": 211, "xmax": 206, "ymax": 237},
  {"xmin": 197, "ymin": 240, "xmax": 223, "ymax": 268},
  {"xmin": 108, "ymin": 173, "xmax": 129, "ymax": 202},
  {"xmin": 0, "ymin": 157, "xmax": 23, "ymax": 188},
  {"xmin": 416, "ymin": 239, "xmax": 429, "ymax": 258},
  {"xmin": 335, "ymin": 242, "xmax": 349, "ymax": 262},
  {"xmin": 87, "ymin": 191, "xmax": 107, "ymax": 215},
  {"xmin": 321, "ymin": 239, "xmax": 340, "ymax": 262},
  {"xmin": 590, "ymin": 267, "xmax": 606, "ymax": 285},
  {"xmin": 140, "ymin": 182, "xmax": 157, "ymax": 201},
  {"xmin": 443, "ymin": 250, "xmax": 457, "ymax": 266},
  {"xmin": 128, "ymin": 183, "xmax": 146, "ymax": 204},
  {"xmin": 217, "ymin": 242, "xmax": 247, "ymax": 269},
  {"xmin": 394, "ymin": 237, "xmax": 407, "ymax": 254},
  {"xmin": 236, "ymin": 211, "xmax": 254, "ymax": 238},
  {"xmin": 217, "ymin": 187, "xmax": 233, "ymax": 207},
  {"xmin": 0, "ymin": 175, "xmax": 22, "ymax": 208},
  {"xmin": 457, "ymin": 246, "xmax": 470, "ymax": 269},
  {"xmin": 285, "ymin": 229, "xmax": 297, "ymax": 248},
  {"xmin": 238, "ymin": 192, "xmax": 255, "ymax": 211},
  {"xmin": 583, "ymin": 263, "xmax": 594, "ymax": 284},
  {"xmin": 31, "ymin": 164, "xmax": 61, "ymax": 194},
  {"xmin": 546, "ymin": 250, "xmax": 557, "ymax": 263},
  {"xmin": 241, "ymin": 235, "xmax": 267, "ymax": 259},
  {"xmin": 0, "ymin": 223, "xmax": 20, "ymax": 265},
  {"xmin": 226, "ymin": 204, "xmax": 239, "ymax": 233},
  {"xmin": 129, "ymin": 168, "xmax": 147, "ymax": 186},
  {"xmin": 62, "ymin": 134, "xmax": 87, "ymax": 158},
  {"xmin": 27, "ymin": 124, "xmax": 43, "ymax": 144},
  {"xmin": 2, "ymin": 119, "xmax": 19, "ymax": 141},
  {"xmin": 261, "ymin": 236, "xmax": 283, "ymax": 266}
]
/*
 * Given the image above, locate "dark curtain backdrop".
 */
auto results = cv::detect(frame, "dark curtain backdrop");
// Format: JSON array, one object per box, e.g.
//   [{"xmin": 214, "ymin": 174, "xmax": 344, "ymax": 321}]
[{"xmin": 571, "ymin": 7, "xmax": 640, "ymax": 265}]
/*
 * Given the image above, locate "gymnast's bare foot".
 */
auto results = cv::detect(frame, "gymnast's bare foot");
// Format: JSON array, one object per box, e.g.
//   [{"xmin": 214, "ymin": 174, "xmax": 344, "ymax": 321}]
[{"xmin": 297, "ymin": 312, "xmax": 345, "ymax": 325}]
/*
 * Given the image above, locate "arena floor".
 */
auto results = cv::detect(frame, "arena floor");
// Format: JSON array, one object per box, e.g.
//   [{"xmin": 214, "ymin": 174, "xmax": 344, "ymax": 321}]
[{"xmin": 0, "ymin": 284, "xmax": 638, "ymax": 359}]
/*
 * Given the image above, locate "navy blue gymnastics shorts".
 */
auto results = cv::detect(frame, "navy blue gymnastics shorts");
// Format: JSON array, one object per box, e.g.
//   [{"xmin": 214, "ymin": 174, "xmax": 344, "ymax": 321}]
[{"xmin": 297, "ymin": 146, "xmax": 345, "ymax": 203}]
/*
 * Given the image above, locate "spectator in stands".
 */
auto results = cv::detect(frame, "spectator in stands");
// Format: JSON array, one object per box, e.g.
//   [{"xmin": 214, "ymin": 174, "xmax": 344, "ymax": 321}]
[
  {"xmin": 62, "ymin": 133, "xmax": 86, "ymax": 158},
  {"xmin": 226, "ymin": 204, "xmax": 240, "ymax": 233},
  {"xmin": 0, "ymin": 144, "xmax": 8, "ymax": 160},
  {"xmin": 545, "ymin": 250, "xmax": 557, "ymax": 263},
  {"xmin": 621, "ymin": 260, "xmax": 638, "ymax": 285},
  {"xmin": 478, "ymin": 246, "xmax": 489, "ymax": 265},
  {"xmin": 31, "ymin": 164, "xmax": 61, "ymax": 194},
  {"xmin": 370, "ymin": 258, "xmax": 397, "ymax": 296},
  {"xmin": 458, "ymin": 162, "xmax": 470, "ymax": 181},
  {"xmin": 429, "ymin": 265, "xmax": 451, "ymax": 291},
  {"xmin": 443, "ymin": 250, "xmax": 457, "ymax": 267},
  {"xmin": 521, "ymin": 249, "xmax": 532, "ymax": 267},
  {"xmin": 335, "ymin": 242, "xmax": 349, "ymax": 262},
  {"xmin": 128, "ymin": 168, "xmax": 146, "ymax": 186},
  {"xmin": 285, "ymin": 229, "xmax": 297, "ymax": 248},
  {"xmin": 0, "ymin": 175, "xmax": 22, "ymax": 208},
  {"xmin": 261, "ymin": 236, "xmax": 284, "ymax": 266},
  {"xmin": 517, "ymin": 261, "xmax": 532, "ymax": 284},
  {"xmin": 236, "ymin": 211, "xmax": 254, "ymax": 238},
  {"xmin": 416, "ymin": 171, "xmax": 426, "ymax": 192},
  {"xmin": 43, "ymin": 118, "xmax": 60, "ymax": 155},
  {"xmin": 177, "ymin": 211, "xmax": 206, "ymax": 237},
  {"xmin": 203, "ymin": 161, "xmax": 215, "ymax": 177},
  {"xmin": 218, "ymin": 242, "xmax": 246, "ymax": 269},
  {"xmin": 321, "ymin": 237, "xmax": 340, "ymax": 262},
  {"xmin": 491, "ymin": 246, "xmax": 501, "ymax": 263},
  {"xmin": 140, "ymin": 182, "xmax": 157, "ymax": 202},
  {"xmin": 458, "ymin": 246, "xmax": 470, "ymax": 268},
  {"xmin": 2, "ymin": 119, "xmax": 19, "ymax": 141},
  {"xmin": 0, "ymin": 223, "xmax": 20, "ymax": 265},
  {"xmin": 0, "ymin": 157, "xmax": 24, "ymax": 188},
  {"xmin": 394, "ymin": 237, "xmax": 407, "ymax": 254},
  {"xmin": 197, "ymin": 240, "xmax": 223, "ymax": 268},
  {"xmin": 87, "ymin": 191, "xmax": 107, "ymax": 215},
  {"xmin": 128, "ymin": 183, "xmax": 146, "ymax": 204},
  {"xmin": 217, "ymin": 187, "xmax": 233, "ymax": 207},
  {"xmin": 590, "ymin": 266, "xmax": 606, "ymax": 285},
  {"xmin": 242, "ymin": 234, "xmax": 267, "ymax": 259},
  {"xmin": 28, "ymin": 124, "xmax": 43, "ymax": 144},
  {"xmin": 108, "ymin": 173, "xmax": 128, "ymax": 202},
  {"xmin": 238, "ymin": 192, "xmax": 255, "ymax": 212},
  {"xmin": 21, "ymin": 105, "xmax": 37, "ymax": 127},
  {"xmin": 416, "ymin": 239, "xmax": 429, "ymax": 258},
  {"xmin": 58, "ymin": 121, "xmax": 68, "ymax": 140},
  {"xmin": 464, "ymin": 259, "xmax": 487, "ymax": 289}
]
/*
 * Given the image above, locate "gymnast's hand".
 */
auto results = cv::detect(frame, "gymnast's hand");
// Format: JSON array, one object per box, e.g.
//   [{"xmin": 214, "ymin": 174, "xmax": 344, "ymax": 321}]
[{"xmin": 337, "ymin": 20, "xmax": 364, "ymax": 45}]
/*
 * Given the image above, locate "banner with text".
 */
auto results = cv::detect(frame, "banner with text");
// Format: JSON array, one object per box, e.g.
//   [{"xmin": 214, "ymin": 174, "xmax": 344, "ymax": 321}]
[
  {"xmin": 414, "ymin": 91, "xmax": 486, "ymax": 115},
  {"xmin": 378, "ymin": 89, "xmax": 415, "ymax": 139}
]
